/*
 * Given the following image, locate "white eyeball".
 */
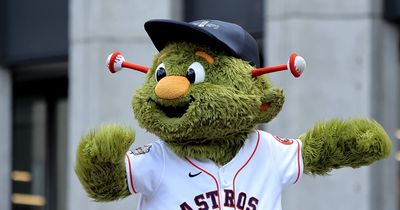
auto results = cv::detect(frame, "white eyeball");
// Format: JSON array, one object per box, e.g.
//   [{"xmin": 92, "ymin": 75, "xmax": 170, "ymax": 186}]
[
  {"xmin": 154, "ymin": 63, "xmax": 166, "ymax": 82},
  {"xmin": 186, "ymin": 62, "xmax": 205, "ymax": 84}
]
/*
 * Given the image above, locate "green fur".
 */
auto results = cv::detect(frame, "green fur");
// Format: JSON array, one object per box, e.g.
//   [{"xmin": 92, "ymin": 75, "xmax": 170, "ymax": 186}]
[
  {"xmin": 301, "ymin": 118, "xmax": 392, "ymax": 175},
  {"xmin": 132, "ymin": 42, "xmax": 284, "ymax": 165},
  {"xmin": 75, "ymin": 124, "xmax": 134, "ymax": 201},
  {"xmin": 168, "ymin": 133, "xmax": 248, "ymax": 165}
]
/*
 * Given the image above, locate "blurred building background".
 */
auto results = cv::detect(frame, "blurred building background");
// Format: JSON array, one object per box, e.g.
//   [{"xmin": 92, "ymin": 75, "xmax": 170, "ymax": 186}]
[{"xmin": 0, "ymin": 0, "xmax": 399, "ymax": 210}]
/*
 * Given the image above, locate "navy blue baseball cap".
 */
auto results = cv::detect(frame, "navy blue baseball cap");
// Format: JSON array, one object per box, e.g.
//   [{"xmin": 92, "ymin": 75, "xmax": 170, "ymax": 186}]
[{"xmin": 144, "ymin": 19, "xmax": 260, "ymax": 67}]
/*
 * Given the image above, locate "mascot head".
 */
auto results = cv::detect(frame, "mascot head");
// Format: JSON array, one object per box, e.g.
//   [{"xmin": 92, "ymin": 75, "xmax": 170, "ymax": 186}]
[{"xmin": 107, "ymin": 19, "xmax": 305, "ymax": 164}]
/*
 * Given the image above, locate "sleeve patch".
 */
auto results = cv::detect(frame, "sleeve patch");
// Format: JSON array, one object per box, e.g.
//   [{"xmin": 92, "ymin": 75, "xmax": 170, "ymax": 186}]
[
  {"xmin": 131, "ymin": 144, "xmax": 152, "ymax": 155},
  {"xmin": 273, "ymin": 136, "xmax": 294, "ymax": 145}
]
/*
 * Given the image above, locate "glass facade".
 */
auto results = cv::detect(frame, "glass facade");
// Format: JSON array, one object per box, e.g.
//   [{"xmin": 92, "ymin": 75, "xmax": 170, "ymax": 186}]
[
  {"xmin": 12, "ymin": 76, "xmax": 68, "ymax": 210},
  {"xmin": 1, "ymin": 0, "xmax": 69, "ymax": 208}
]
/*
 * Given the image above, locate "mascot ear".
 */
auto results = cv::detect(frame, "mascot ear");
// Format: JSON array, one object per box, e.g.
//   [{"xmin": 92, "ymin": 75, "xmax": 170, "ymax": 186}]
[{"xmin": 258, "ymin": 88, "xmax": 285, "ymax": 123}]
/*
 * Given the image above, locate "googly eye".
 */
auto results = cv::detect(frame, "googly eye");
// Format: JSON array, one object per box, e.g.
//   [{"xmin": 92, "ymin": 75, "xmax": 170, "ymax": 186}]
[
  {"xmin": 155, "ymin": 63, "xmax": 166, "ymax": 82},
  {"xmin": 186, "ymin": 62, "xmax": 205, "ymax": 84}
]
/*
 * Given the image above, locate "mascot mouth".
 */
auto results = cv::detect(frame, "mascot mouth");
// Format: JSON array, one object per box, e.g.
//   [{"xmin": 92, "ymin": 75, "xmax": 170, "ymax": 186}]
[{"xmin": 151, "ymin": 96, "xmax": 195, "ymax": 118}]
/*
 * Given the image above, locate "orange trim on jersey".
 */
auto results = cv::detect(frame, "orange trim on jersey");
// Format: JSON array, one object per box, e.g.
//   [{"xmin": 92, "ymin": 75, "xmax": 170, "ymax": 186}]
[
  {"xmin": 185, "ymin": 158, "xmax": 222, "ymax": 210},
  {"xmin": 293, "ymin": 139, "xmax": 301, "ymax": 184},
  {"xmin": 126, "ymin": 154, "xmax": 138, "ymax": 193},
  {"xmin": 232, "ymin": 131, "xmax": 260, "ymax": 210},
  {"xmin": 272, "ymin": 136, "xmax": 301, "ymax": 184}
]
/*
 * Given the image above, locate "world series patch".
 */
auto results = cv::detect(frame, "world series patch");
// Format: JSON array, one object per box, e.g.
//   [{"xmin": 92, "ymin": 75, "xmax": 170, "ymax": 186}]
[
  {"xmin": 132, "ymin": 144, "xmax": 152, "ymax": 155},
  {"xmin": 273, "ymin": 136, "xmax": 294, "ymax": 145}
]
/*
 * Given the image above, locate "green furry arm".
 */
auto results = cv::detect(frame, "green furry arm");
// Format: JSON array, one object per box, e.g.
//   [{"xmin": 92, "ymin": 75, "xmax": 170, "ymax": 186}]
[
  {"xmin": 301, "ymin": 118, "xmax": 392, "ymax": 175},
  {"xmin": 75, "ymin": 124, "xmax": 134, "ymax": 201}
]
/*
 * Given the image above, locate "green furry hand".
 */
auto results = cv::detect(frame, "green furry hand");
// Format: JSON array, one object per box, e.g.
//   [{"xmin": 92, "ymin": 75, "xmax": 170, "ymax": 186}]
[
  {"xmin": 301, "ymin": 118, "xmax": 392, "ymax": 175},
  {"xmin": 75, "ymin": 124, "xmax": 134, "ymax": 201}
]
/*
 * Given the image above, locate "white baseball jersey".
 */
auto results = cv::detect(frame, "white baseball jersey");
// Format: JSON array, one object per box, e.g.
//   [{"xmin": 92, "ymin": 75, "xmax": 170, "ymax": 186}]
[{"xmin": 125, "ymin": 130, "xmax": 303, "ymax": 210}]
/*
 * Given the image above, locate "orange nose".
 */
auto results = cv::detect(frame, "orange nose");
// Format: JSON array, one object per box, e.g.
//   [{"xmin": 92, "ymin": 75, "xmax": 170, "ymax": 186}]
[{"xmin": 155, "ymin": 76, "xmax": 190, "ymax": 100}]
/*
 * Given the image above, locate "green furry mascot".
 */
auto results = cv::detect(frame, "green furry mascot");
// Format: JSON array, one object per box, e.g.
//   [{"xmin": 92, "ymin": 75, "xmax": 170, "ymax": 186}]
[{"xmin": 75, "ymin": 19, "xmax": 391, "ymax": 210}]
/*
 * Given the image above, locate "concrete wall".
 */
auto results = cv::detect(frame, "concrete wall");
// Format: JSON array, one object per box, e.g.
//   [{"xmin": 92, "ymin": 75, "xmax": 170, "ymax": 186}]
[
  {"xmin": 0, "ymin": 68, "xmax": 11, "ymax": 210},
  {"xmin": 265, "ymin": 0, "xmax": 398, "ymax": 210},
  {"xmin": 67, "ymin": 1, "xmax": 181, "ymax": 210},
  {"xmin": 369, "ymin": 14, "xmax": 399, "ymax": 210}
]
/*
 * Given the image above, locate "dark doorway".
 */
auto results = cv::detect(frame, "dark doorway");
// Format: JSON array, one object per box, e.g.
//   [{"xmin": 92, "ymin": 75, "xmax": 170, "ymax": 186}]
[{"xmin": 11, "ymin": 63, "xmax": 68, "ymax": 210}]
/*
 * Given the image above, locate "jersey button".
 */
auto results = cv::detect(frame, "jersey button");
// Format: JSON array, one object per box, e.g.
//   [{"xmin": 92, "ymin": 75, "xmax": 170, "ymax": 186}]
[
  {"xmin": 220, "ymin": 177, "xmax": 231, "ymax": 187},
  {"xmin": 222, "ymin": 179, "xmax": 230, "ymax": 187},
  {"xmin": 219, "ymin": 168, "xmax": 230, "ymax": 187}
]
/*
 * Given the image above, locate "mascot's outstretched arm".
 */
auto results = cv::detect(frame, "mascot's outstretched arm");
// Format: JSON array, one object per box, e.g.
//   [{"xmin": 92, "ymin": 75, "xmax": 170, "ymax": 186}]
[
  {"xmin": 301, "ymin": 118, "xmax": 392, "ymax": 175},
  {"xmin": 75, "ymin": 124, "xmax": 133, "ymax": 201}
]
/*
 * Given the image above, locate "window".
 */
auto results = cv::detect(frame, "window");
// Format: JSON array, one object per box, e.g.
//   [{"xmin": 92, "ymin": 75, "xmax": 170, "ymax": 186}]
[
  {"xmin": 384, "ymin": 0, "xmax": 400, "ymax": 23},
  {"xmin": 1, "ymin": 0, "xmax": 68, "ymax": 65},
  {"xmin": 11, "ymin": 63, "xmax": 68, "ymax": 210},
  {"xmin": 2, "ymin": 0, "xmax": 69, "ymax": 208}
]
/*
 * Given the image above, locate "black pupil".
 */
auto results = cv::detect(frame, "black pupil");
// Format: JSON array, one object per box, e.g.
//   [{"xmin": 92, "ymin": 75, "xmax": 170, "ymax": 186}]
[
  {"xmin": 186, "ymin": 68, "xmax": 195, "ymax": 83},
  {"xmin": 156, "ymin": 67, "xmax": 166, "ymax": 81}
]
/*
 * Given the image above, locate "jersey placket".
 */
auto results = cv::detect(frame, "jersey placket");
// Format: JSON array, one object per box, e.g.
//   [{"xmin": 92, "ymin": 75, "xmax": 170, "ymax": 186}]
[
  {"xmin": 185, "ymin": 158, "xmax": 223, "ymax": 210},
  {"xmin": 185, "ymin": 131, "xmax": 260, "ymax": 210},
  {"xmin": 218, "ymin": 167, "xmax": 234, "ymax": 209},
  {"xmin": 219, "ymin": 131, "xmax": 260, "ymax": 210}
]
